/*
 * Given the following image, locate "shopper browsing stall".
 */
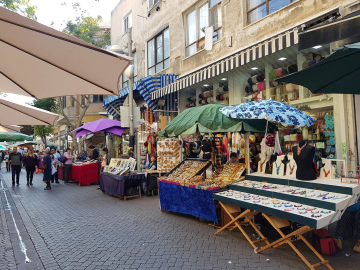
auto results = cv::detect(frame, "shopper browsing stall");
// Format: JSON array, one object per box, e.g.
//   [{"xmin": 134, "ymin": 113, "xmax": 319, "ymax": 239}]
[
  {"xmin": 51, "ymin": 148, "xmax": 60, "ymax": 183},
  {"xmin": 50, "ymin": 153, "xmax": 58, "ymax": 184},
  {"xmin": 63, "ymin": 148, "xmax": 74, "ymax": 185},
  {"xmin": 99, "ymin": 147, "xmax": 109, "ymax": 172}
]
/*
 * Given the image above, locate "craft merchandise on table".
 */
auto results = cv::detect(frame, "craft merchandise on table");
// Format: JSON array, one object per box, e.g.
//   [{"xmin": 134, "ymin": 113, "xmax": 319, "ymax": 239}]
[
  {"xmin": 160, "ymin": 160, "xmax": 246, "ymax": 190},
  {"xmin": 157, "ymin": 139, "xmax": 181, "ymax": 173},
  {"xmin": 212, "ymin": 141, "xmax": 360, "ymax": 270},
  {"xmin": 103, "ymin": 157, "xmax": 137, "ymax": 176}
]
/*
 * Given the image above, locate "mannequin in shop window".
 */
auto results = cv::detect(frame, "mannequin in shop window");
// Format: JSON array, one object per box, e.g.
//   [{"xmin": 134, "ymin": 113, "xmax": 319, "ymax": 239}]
[
  {"xmin": 200, "ymin": 139, "xmax": 212, "ymax": 160},
  {"xmin": 292, "ymin": 141, "xmax": 317, "ymax": 181}
]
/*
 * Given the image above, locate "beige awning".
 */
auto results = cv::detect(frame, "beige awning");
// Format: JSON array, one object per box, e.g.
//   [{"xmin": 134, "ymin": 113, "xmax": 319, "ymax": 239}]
[
  {"xmin": 0, "ymin": 125, "xmax": 22, "ymax": 133},
  {"xmin": 0, "ymin": 7, "xmax": 132, "ymax": 99},
  {"xmin": 0, "ymin": 98, "xmax": 58, "ymax": 125}
]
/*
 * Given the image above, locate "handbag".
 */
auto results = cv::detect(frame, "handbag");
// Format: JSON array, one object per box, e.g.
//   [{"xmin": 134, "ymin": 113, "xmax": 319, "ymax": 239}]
[
  {"xmin": 39, "ymin": 160, "xmax": 47, "ymax": 170},
  {"xmin": 59, "ymin": 155, "xmax": 68, "ymax": 163},
  {"xmin": 51, "ymin": 165, "xmax": 57, "ymax": 175}
]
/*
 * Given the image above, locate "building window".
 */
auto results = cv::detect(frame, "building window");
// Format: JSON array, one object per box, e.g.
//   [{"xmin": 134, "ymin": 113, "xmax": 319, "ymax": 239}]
[
  {"xmin": 247, "ymin": 0, "xmax": 295, "ymax": 25},
  {"xmin": 123, "ymin": 52, "xmax": 138, "ymax": 88},
  {"xmin": 185, "ymin": 0, "xmax": 222, "ymax": 57},
  {"xmin": 147, "ymin": 28, "xmax": 170, "ymax": 75},
  {"xmin": 149, "ymin": 0, "xmax": 159, "ymax": 9},
  {"xmin": 123, "ymin": 12, "xmax": 132, "ymax": 33},
  {"xmin": 92, "ymin": 95, "xmax": 104, "ymax": 103}
]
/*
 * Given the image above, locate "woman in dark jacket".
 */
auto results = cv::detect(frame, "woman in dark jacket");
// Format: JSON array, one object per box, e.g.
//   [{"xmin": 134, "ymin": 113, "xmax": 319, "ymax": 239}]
[
  {"xmin": 23, "ymin": 148, "xmax": 38, "ymax": 186},
  {"xmin": 42, "ymin": 148, "xmax": 52, "ymax": 190}
]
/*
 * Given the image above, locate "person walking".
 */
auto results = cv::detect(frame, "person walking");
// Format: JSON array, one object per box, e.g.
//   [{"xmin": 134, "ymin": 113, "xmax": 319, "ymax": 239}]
[
  {"xmin": 23, "ymin": 149, "xmax": 38, "ymax": 186},
  {"xmin": 42, "ymin": 149, "xmax": 52, "ymax": 190},
  {"xmin": 51, "ymin": 148, "xmax": 60, "ymax": 183},
  {"xmin": 63, "ymin": 147, "xmax": 74, "ymax": 185},
  {"xmin": 9, "ymin": 147, "xmax": 22, "ymax": 186},
  {"xmin": 18, "ymin": 147, "xmax": 25, "ymax": 157},
  {"xmin": 5, "ymin": 151, "xmax": 10, "ymax": 172}
]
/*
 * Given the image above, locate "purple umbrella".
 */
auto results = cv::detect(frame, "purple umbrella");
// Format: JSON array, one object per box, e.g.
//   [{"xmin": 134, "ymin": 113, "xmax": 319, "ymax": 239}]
[
  {"xmin": 69, "ymin": 118, "xmax": 129, "ymax": 139},
  {"xmin": 74, "ymin": 127, "xmax": 127, "ymax": 139},
  {"xmin": 71, "ymin": 119, "xmax": 124, "ymax": 133}
]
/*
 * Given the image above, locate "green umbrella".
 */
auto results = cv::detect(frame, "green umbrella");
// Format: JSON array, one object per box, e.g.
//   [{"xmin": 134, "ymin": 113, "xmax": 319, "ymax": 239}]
[
  {"xmin": 159, "ymin": 103, "xmax": 275, "ymax": 137},
  {"xmin": 0, "ymin": 133, "xmax": 33, "ymax": 142},
  {"xmin": 277, "ymin": 42, "xmax": 360, "ymax": 94}
]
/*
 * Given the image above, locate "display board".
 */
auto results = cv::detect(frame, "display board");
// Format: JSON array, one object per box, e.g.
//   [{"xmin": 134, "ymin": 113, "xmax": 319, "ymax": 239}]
[
  {"xmin": 104, "ymin": 158, "xmax": 136, "ymax": 175},
  {"xmin": 213, "ymin": 173, "xmax": 360, "ymax": 229},
  {"xmin": 157, "ymin": 139, "xmax": 181, "ymax": 173}
]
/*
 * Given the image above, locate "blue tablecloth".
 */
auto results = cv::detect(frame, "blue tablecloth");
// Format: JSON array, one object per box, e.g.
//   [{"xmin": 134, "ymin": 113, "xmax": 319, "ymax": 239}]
[{"xmin": 159, "ymin": 181, "xmax": 218, "ymax": 223}]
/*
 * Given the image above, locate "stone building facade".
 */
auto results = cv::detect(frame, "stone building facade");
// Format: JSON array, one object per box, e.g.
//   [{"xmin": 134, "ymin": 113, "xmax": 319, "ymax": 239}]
[{"xmin": 110, "ymin": 0, "xmax": 360, "ymax": 170}]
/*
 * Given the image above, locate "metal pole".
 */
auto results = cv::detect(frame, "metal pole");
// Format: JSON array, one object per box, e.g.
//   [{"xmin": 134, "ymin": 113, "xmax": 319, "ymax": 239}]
[{"xmin": 128, "ymin": 28, "xmax": 134, "ymax": 138}]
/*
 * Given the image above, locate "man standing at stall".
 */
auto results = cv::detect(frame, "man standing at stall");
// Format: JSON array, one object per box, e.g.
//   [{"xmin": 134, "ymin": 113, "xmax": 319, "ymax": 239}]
[
  {"xmin": 9, "ymin": 147, "xmax": 23, "ymax": 186},
  {"xmin": 86, "ymin": 145, "xmax": 99, "ymax": 160}
]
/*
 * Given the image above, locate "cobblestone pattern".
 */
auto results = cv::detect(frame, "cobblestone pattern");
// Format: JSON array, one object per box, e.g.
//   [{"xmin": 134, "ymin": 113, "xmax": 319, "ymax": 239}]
[
  {"xmin": 0, "ymin": 189, "xmax": 17, "ymax": 270},
  {"xmin": 1, "ymin": 168, "xmax": 360, "ymax": 270}
]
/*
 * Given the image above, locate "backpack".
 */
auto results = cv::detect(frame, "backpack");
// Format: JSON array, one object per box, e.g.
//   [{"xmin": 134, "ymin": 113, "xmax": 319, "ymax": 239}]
[{"xmin": 312, "ymin": 229, "xmax": 337, "ymax": 256}]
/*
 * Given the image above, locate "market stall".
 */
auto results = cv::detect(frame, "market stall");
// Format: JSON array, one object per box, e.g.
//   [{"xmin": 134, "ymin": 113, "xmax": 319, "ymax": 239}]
[
  {"xmin": 157, "ymin": 104, "xmax": 273, "ymax": 221},
  {"xmin": 58, "ymin": 162, "xmax": 100, "ymax": 186},
  {"xmin": 99, "ymin": 157, "xmax": 145, "ymax": 200},
  {"xmin": 210, "ymin": 100, "xmax": 360, "ymax": 270}
]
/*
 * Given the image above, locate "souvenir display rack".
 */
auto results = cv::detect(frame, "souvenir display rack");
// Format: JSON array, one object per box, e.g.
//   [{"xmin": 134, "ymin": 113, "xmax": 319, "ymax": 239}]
[
  {"xmin": 213, "ymin": 173, "xmax": 360, "ymax": 270},
  {"xmin": 161, "ymin": 158, "xmax": 212, "ymax": 182},
  {"xmin": 157, "ymin": 138, "xmax": 180, "ymax": 173}
]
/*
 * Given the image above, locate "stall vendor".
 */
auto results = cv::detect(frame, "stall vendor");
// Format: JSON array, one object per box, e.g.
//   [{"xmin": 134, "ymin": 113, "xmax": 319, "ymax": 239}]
[
  {"xmin": 227, "ymin": 152, "xmax": 239, "ymax": 165},
  {"xmin": 146, "ymin": 154, "xmax": 157, "ymax": 172},
  {"xmin": 334, "ymin": 200, "xmax": 360, "ymax": 252},
  {"xmin": 86, "ymin": 145, "xmax": 99, "ymax": 160}
]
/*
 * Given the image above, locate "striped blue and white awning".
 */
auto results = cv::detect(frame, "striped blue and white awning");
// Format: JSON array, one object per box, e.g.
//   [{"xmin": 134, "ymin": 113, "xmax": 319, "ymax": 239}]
[{"xmin": 103, "ymin": 74, "xmax": 177, "ymax": 117}]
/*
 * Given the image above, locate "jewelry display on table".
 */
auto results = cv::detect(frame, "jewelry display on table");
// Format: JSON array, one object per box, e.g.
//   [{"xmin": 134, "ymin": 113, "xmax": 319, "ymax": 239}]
[
  {"xmin": 297, "ymin": 143, "xmax": 307, "ymax": 155},
  {"xmin": 323, "ymin": 168, "xmax": 330, "ymax": 177},
  {"xmin": 260, "ymin": 160, "xmax": 266, "ymax": 172},
  {"xmin": 289, "ymin": 162, "xmax": 296, "ymax": 175},
  {"xmin": 275, "ymin": 162, "xmax": 281, "ymax": 175}
]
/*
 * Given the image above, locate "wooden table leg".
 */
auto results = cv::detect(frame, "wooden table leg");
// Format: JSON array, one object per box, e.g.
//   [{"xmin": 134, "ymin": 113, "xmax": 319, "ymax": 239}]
[{"xmin": 257, "ymin": 214, "xmax": 333, "ymax": 270}]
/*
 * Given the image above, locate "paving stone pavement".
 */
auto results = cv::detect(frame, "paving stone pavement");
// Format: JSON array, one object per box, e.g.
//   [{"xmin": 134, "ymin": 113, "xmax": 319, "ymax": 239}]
[{"xmin": 1, "ymin": 167, "xmax": 360, "ymax": 270}]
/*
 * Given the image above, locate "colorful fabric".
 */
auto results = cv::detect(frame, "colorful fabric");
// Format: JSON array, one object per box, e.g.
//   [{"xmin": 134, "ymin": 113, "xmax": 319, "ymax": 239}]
[
  {"xmin": 159, "ymin": 181, "xmax": 218, "ymax": 223},
  {"xmin": 219, "ymin": 99, "xmax": 316, "ymax": 127}
]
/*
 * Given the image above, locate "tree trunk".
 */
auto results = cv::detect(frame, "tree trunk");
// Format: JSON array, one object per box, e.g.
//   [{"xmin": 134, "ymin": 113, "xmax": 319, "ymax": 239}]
[{"xmin": 59, "ymin": 95, "xmax": 91, "ymax": 155}]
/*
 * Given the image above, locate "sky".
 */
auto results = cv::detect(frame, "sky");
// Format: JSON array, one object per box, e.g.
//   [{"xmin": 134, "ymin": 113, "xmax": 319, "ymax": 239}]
[
  {"xmin": 3, "ymin": 0, "xmax": 120, "ymax": 105},
  {"xmin": 31, "ymin": 0, "xmax": 120, "ymax": 29}
]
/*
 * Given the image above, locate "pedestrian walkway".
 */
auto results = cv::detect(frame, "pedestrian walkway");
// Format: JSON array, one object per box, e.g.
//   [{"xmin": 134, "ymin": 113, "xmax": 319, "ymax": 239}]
[{"xmin": 1, "ymin": 167, "xmax": 360, "ymax": 270}]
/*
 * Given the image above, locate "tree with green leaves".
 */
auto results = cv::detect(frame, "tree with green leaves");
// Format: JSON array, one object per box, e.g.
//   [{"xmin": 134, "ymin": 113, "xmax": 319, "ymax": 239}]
[
  {"xmin": 31, "ymin": 98, "xmax": 58, "ymax": 146},
  {"xmin": 0, "ymin": 0, "xmax": 37, "ymax": 20},
  {"xmin": 62, "ymin": 3, "xmax": 111, "ymax": 48},
  {"xmin": 58, "ymin": 3, "xmax": 109, "ymax": 152}
]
